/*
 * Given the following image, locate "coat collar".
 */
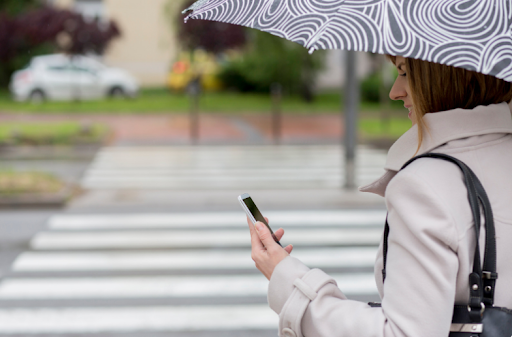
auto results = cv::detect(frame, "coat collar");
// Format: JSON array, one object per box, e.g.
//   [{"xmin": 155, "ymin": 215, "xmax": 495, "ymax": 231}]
[{"xmin": 359, "ymin": 102, "xmax": 512, "ymax": 197}]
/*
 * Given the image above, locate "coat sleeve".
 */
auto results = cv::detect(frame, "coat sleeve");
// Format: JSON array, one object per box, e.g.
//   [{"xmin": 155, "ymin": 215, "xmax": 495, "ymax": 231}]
[{"xmin": 267, "ymin": 169, "xmax": 460, "ymax": 337}]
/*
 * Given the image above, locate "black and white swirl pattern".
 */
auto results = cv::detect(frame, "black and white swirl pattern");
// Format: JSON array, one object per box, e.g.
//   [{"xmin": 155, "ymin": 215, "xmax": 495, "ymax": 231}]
[
  {"xmin": 430, "ymin": 41, "xmax": 482, "ymax": 71},
  {"xmin": 313, "ymin": 8, "xmax": 382, "ymax": 52},
  {"xmin": 183, "ymin": 0, "xmax": 512, "ymax": 82},
  {"xmin": 253, "ymin": 0, "xmax": 289, "ymax": 31}
]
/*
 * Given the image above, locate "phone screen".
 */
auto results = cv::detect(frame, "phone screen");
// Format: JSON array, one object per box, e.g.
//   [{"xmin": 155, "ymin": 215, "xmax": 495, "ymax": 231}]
[
  {"xmin": 242, "ymin": 196, "xmax": 270, "ymax": 227},
  {"xmin": 241, "ymin": 195, "xmax": 282, "ymax": 247}
]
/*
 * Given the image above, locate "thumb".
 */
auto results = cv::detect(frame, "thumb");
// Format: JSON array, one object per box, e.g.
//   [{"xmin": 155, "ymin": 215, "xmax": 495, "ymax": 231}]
[{"xmin": 255, "ymin": 222, "xmax": 277, "ymax": 248}]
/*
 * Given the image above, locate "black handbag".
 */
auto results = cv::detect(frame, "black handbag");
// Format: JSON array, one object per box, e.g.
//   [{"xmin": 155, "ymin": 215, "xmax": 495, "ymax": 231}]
[{"xmin": 374, "ymin": 153, "xmax": 512, "ymax": 336}]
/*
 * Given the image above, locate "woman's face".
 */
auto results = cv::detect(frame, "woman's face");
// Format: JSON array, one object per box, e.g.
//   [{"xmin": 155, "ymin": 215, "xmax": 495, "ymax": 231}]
[{"xmin": 389, "ymin": 56, "xmax": 416, "ymax": 125}]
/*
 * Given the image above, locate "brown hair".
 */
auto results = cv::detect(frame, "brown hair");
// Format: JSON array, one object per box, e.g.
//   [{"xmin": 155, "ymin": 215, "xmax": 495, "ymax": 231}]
[{"xmin": 387, "ymin": 55, "xmax": 512, "ymax": 150}]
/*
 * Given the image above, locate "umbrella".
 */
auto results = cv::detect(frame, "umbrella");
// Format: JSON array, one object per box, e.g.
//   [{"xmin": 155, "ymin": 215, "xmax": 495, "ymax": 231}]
[{"xmin": 183, "ymin": 0, "xmax": 512, "ymax": 82}]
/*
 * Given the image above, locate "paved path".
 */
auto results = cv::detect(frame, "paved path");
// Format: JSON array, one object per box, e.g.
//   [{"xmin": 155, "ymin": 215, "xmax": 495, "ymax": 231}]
[
  {"xmin": 0, "ymin": 113, "xmax": 345, "ymax": 145},
  {"xmin": 0, "ymin": 123, "xmax": 390, "ymax": 335},
  {"xmin": 0, "ymin": 209, "xmax": 384, "ymax": 336}
]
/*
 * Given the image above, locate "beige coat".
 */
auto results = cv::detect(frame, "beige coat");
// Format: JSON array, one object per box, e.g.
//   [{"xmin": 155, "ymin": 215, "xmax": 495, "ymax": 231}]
[{"xmin": 268, "ymin": 102, "xmax": 512, "ymax": 337}]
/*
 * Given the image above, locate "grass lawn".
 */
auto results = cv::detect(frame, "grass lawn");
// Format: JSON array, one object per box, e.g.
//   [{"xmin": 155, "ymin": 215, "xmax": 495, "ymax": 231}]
[
  {"xmin": 0, "ymin": 171, "xmax": 64, "ymax": 195},
  {"xmin": 0, "ymin": 122, "xmax": 109, "ymax": 146},
  {"xmin": 0, "ymin": 88, "xmax": 405, "ymax": 114},
  {"xmin": 360, "ymin": 117, "xmax": 413, "ymax": 140}
]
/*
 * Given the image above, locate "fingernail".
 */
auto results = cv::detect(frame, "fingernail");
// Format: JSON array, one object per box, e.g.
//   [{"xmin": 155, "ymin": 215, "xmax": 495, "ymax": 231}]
[{"xmin": 255, "ymin": 222, "xmax": 263, "ymax": 231}]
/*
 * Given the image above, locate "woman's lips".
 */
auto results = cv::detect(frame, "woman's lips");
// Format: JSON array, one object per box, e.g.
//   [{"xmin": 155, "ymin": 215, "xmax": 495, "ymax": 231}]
[{"xmin": 405, "ymin": 106, "xmax": 412, "ymax": 120}]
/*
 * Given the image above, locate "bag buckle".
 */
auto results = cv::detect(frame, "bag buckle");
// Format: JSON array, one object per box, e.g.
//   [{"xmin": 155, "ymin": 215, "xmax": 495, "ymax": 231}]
[
  {"xmin": 450, "ymin": 323, "xmax": 483, "ymax": 333},
  {"xmin": 482, "ymin": 271, "xmax": 498, "ymax": 280},
  {"xmin": 467, "ymin": 302, "xmax": 486, "ymax": 316}
]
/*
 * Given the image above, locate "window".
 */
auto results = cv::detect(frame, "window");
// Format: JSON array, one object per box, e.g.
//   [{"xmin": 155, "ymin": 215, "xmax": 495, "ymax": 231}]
[
  {"xmin": 47, "ymin": 66, "xmax": 69, "ymax": 72},
  {"xmin": 74, "ymin": 0, "xmax": 105, "ymax": 21}
]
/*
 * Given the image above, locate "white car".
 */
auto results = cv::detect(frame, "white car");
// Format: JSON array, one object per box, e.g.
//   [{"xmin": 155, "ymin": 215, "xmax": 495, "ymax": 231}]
[{"xmin": 9, "ymin": 54, "xmax": 139, "ymax": 102}]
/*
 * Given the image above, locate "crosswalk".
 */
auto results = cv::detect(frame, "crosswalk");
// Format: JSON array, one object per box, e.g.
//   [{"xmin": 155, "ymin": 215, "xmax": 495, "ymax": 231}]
[
  {"xmin": 0, "ymin": 209, "xmax": 385, "ymax": 335},
  {"xmin": 81, "ymin": 145, "xmax": 388, "ymax": 189}
]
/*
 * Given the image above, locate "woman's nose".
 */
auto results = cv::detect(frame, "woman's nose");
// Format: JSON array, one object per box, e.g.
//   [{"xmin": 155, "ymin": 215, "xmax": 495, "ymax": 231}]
[{"xmin": 389, "ymin": 77, "xmax": 407, "ymax": 101}]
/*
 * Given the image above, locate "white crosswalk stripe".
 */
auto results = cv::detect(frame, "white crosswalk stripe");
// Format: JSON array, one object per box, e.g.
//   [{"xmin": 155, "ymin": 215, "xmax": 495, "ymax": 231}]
[
  {"xmin": 0, "ymin": 273, "xmax": 376, "ymax": 299},
  {"xmin": 0, "ymin": 305, "xmax": 279, "ymax": 333},
  {"xmin": 81, "ymin": 145, "xmax": 388, "ymax": 189},
  {"xmin": 0, "ymin": 209, "xmax": 385, "ymax": 335},
  {"xmin": 48, "ymin": 210, "xmax": 387, "ymax": 229},
  {"xmin": 12, "ymin": 247, "xmax": 378, "ymax": 271},
  {"xmin": 30, "ymin": 228, "xmax": 383, "ymax": 250}
]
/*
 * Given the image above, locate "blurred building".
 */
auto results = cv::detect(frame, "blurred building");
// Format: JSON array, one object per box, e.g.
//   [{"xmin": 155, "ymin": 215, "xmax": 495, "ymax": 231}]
[
  {"xmin": 52, "ymin": 0, "xmax": 179, "ymax": 87},
  {"xmin": 316, "ymin": 50, "xmax": 372, "ymax": 91}
]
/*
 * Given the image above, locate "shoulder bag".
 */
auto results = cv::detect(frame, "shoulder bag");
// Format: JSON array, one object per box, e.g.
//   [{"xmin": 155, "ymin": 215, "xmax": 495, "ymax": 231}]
[{"xmin": 372, "ymin": 153, "xmax": 512, "ymax": 336}]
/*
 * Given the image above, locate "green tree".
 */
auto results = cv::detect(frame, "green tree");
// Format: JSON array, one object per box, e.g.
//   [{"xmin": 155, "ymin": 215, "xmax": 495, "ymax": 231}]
[
  {"xmin": 219, "ymin": 30, "xmax": 325, "ymax": 101},
  {"xmin": 0, "ymin": 0, "xmax": 39, "ymax": 15},
  {"xmin": 0, "ymin": 0, "xmax": 51, "ymax": 87}
]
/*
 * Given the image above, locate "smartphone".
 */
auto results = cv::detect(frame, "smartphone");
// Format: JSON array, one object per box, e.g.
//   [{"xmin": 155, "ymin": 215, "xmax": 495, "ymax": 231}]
[{"xmin": 238, "ymin": 193, "xmax": 282, "ymax": 247}]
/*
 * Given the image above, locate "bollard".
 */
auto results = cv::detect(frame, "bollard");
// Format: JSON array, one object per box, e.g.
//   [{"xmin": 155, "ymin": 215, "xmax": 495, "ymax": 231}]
[
  {"xmin": 271, "ymin": 83, "xmax": 282, "ymax": 145},
  {"xmin": 187, "ymin": 77, "xmax": 201, "ymax": 145}
]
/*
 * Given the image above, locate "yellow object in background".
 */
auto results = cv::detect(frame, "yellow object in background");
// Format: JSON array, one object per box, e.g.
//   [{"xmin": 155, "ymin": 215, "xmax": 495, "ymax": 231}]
[{"xmin": 168, "ymin": 50, "xmax": 223, "ymax": 91}]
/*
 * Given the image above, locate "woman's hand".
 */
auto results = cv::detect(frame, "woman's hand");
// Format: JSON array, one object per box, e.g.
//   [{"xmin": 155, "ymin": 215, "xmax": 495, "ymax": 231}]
[{"xmin": 247, "ymin": 217, "xmax": 293, "ymax": 280}]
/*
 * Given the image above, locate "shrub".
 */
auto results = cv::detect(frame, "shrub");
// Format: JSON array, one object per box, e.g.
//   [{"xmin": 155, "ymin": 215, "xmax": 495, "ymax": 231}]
[
  {"xmin": 176, "ymin": 0, "xmax": 246, "ymax": 54},
  {"xmin": 361, "ymin": 73, "xmax": 382, "ymax": 103},
  {"xmin": 219, "ymin": 30, "xmax": 325, "ymax": 101}
]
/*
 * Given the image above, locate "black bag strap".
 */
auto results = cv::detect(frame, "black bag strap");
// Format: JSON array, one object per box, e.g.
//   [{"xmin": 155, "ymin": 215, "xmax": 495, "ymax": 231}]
[
  {"xmin": 470, "ymin": 165, "xmax": 498, "ymax": 307},
  {"xmin": 381, "ymin": 153, "xmax": 497, "ymax": 321},
  {"xmin": 382, "ymin": 216, "xmax": 389, "ymax": 282}
]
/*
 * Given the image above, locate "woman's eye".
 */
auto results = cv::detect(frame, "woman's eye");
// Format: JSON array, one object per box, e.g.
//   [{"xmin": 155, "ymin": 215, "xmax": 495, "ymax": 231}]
[{"xmin": 399, "ymin": 72, "xmax": 407, "ymax": 77}]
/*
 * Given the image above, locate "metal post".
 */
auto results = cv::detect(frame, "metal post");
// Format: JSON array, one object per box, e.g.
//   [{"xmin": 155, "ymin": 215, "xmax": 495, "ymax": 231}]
[
  {"xmin": 271, "ymin": 83, "xmax": 282, "ymax": 145},
  {"xmin": 188, "ymin": 77, "xmax": 201, "ymax": 145},
  {"xmin": 344, "ymin": 50, "xmax": 359, "ymax": 189},
  {"xmin": 379, "ymin": 54, "xmax": 391, "ymax": 133}
]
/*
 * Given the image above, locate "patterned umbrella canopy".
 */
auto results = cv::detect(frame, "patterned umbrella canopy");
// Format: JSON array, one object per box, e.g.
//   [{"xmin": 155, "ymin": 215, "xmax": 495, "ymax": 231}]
[{"xmin": 183, "ymin": 0, "xmax": 512, "ymax": 82}]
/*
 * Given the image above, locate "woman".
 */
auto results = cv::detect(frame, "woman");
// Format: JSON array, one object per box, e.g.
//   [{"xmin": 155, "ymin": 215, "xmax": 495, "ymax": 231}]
[{"xmin": 247, "ymin": 55, "xmax": 512, "ymax": 337}]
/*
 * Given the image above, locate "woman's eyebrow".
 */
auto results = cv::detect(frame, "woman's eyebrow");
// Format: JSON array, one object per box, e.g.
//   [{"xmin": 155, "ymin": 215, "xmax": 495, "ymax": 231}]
[{"xmin": 397, "ymin": 62, "xmax": 405, "ymax": 71}]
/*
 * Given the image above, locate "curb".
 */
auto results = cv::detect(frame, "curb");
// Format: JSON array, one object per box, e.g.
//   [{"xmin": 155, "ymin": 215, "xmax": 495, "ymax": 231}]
[
  {"xmin": 0, "ymin": 185, "xmax": 76, "ymax": 209},
  {"xmin": 0, "ymin": 145, "xmax": 101, "ymax": 160}
]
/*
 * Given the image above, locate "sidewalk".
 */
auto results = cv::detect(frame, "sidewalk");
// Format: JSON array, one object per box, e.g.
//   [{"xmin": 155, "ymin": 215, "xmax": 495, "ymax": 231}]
[{"xmin": 0, "ymin": 113, "xmax": 344, "ymax": 145}]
